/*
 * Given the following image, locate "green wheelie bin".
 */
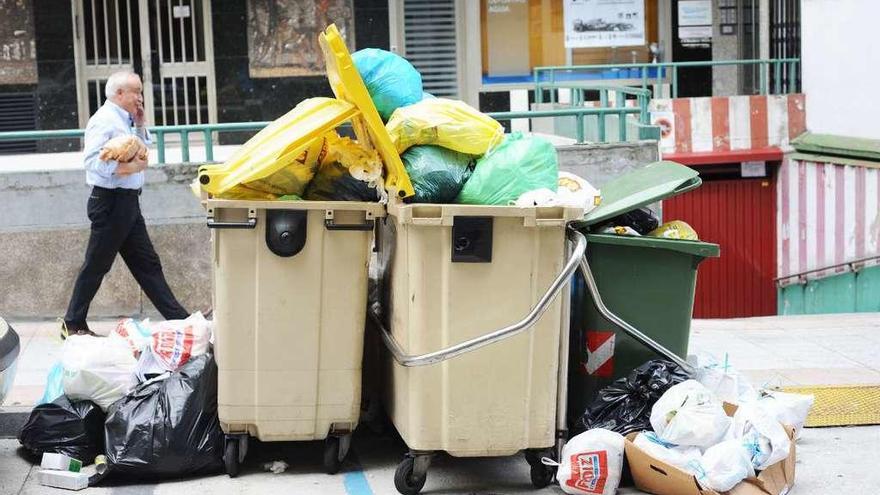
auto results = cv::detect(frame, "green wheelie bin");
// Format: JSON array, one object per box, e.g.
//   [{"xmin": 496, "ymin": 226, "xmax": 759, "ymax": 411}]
[{"xmin": 565, "ymin": 161, "xmax": 720, "ymax": 428}]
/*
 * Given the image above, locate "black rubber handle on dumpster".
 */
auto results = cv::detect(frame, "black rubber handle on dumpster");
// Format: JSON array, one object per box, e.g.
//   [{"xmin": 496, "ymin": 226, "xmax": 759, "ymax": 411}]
[{"xmin": 324, "ymin": 218, "xmax": 375, "ymax": 231}]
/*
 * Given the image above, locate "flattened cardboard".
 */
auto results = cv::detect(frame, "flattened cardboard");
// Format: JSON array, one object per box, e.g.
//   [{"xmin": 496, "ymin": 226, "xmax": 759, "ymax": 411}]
[{"xmin": 624, "ymin": 407, "xmax": 797, "ymax": 495}]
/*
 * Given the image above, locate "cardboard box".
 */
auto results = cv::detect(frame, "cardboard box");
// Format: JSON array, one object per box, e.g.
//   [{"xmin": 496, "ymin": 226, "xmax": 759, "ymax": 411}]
[{"xmin": 624, "ymin": 405, "xmax": 796, "ymax": 495}]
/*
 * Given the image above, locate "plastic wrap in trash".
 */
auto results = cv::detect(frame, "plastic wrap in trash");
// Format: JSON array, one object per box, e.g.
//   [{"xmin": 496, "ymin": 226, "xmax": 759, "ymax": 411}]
[
  {"xmin": 215, "ymin": 132, "xmax": 332, "ymax": 200},
  {"xmin": 648, "ymin": 220, "xmax": 699, "ymax": 241},
  {"xmin": 601, "ymin": 207, "xmax": 659, "ymax": 235},
  {"xmin": 575, "ymin": 359, "xmax": 690, "ymax": 436},
  {"xmin": 108, "ymin": 318, "xmax": 152, "ymax": 359},
  {"xmin": 386, "ymin": 98, "xmax": 504, "ymax": 155},
  {"xmin": 750, "ymin": 389, "xmax": 814, "ymax": 439},
  {"xmin": 691, "ymin": 353, "xmax": 758, "ymax": 404},
  {"xmin": 352, "ymin": 48, "xmax": 423, "ymax": 121},
  {"xmin": 455, "ymin": 132, "xmax": 558, "ymax": 206},
  {"xmin": 39, "ymin": 362, "xmax": 64, "ymax": 405},
  {"xmin": 650, "ymin": 379, "xmax": 732, "ymax": 448},
  {"xmin": 694, "ymin": 440, "xmax": 755, "ymax": 492},
  {"xmin": 514, "ymin": 172, "xmax": 601, "ymax": 213},
  {"xmin": 402, "ymin": 145, "xmax": 475, "ymax": 203},
  {"xmin": 632, "ymin": 432, "xmax": 703, "ymax": 473},
  {"xmin": 103, "ymin": 354, "xmax": 224, "ymax": 479},
  {"xmin": 303, "ymin": 135, "xmax": 385, "ymax": 202},
  {"xmin": 148, "ymin": 312, "xmax": 212, "ymax": 373},
  {"xmin": 18, "ymin": 396, "xmax": 106, "ymax": 464},
  {"xmin": 61, "ymin": 335, "xmax": 138, "ymax": 412},
  {"xmin": 553, "ymin": 428, "xmax": 625, "ymax": 495},
  {"xmin": 730, "ymin": 403, "xmax": 792, "ymax": 470}
]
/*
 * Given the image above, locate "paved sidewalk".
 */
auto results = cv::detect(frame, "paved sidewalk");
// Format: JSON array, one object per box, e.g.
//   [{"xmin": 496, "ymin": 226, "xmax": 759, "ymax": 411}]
[{"xmin": 1, "ymin": 313, "xmax": 879, "ymax": 494}]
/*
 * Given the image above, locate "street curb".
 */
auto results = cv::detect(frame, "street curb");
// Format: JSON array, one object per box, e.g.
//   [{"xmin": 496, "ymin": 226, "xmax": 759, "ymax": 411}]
[{"xmin": 0, "ymin": 411, "xmax": 28, "ymax": 438}]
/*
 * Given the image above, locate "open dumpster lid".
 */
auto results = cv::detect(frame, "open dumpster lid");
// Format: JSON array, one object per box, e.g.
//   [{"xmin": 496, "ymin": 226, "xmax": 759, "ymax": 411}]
[{"xmin": 576, "ymin": 161, "xmax": 701, "ymax": 227}]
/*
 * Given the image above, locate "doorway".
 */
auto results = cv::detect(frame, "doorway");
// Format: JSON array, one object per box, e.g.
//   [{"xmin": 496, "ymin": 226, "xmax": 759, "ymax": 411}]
[{"xmin": 72, "ymin": 0, "xmax": 217, "ymax": 129}]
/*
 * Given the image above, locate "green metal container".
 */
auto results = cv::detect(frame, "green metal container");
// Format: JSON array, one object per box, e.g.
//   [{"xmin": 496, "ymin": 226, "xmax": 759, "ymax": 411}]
[{"xmin": 566, "ymin": 161, "xmax": 720, "ymax": 428}]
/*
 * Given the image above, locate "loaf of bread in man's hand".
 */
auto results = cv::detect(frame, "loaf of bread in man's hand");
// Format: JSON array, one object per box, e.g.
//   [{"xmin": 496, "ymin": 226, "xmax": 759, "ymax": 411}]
[{"xmin": 99, "ymin": 135, "xmax": 148, "ymax": 162}]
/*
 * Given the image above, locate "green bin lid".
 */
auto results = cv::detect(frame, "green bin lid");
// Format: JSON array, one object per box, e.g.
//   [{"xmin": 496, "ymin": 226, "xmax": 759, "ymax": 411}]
[
  {"xmin": 576, "ymin": 160, "xmax": 701, "ymax": 227},
  {"xmin": 586, "ymin": 233, "xmax": 720, "ymax": 258}
]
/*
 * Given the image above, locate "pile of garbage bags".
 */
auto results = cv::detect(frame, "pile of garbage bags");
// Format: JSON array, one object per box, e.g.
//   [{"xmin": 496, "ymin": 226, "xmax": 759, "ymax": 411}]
[
  {"xmin": 214, "ymin": 47, "xmax": 601, "ymax": 214},
  {"xmin": 19, "ymin": 312, "xmax": 223, "ymax": 484},
  {"xmin": 557, "ymin": 355, "xmax": 814, "ymax": 495}
]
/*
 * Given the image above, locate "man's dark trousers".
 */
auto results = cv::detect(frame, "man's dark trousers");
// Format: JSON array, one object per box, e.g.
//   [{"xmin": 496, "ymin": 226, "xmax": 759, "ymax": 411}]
[{"xmin": 65, "ymin": 186, "xmax": 188, "ymax": 325}]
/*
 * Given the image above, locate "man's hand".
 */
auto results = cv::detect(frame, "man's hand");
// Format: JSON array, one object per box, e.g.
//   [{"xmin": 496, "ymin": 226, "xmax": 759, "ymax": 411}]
[
  {"xmin": 133, "ymin": 103, "xmax": 146, "ymax": 127},
  {"xmin": 115, "ymin": 154, "xmax": 148, "ymax": 176}
]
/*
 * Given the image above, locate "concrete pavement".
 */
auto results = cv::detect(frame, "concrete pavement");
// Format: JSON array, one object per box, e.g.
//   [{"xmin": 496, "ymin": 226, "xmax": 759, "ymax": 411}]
[{"xmin": 2, "ymin": 313, "xmax": 879, "ymax": 494}]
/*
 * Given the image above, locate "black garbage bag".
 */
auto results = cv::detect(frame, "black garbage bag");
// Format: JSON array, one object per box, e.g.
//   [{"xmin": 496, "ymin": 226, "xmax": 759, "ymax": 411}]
[
  {"xmin": 602, "ymin": 207, "xmax": 660, "ymax": 235},
  {"xmin": 303, "ymin": 160, "xmax": 379, "ymax": 202},
  {"xmin": 402, "ymin": 145, "xmax": 475, "ymax": 203},
  {"xmin": 103, "ymin": 353, "xmax": 223, "ymax": 479},
  {"xmin": 18, "ymin": 396, "xmax": 106, "ymax": 463},
  {"xmin": 574, "ymin": 359, "xmax": 689, "ymax": 436}
]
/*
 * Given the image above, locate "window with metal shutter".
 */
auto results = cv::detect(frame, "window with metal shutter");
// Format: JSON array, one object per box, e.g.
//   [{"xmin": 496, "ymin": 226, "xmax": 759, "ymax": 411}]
[
  {"xmin": 403, "ymin": 0, "xmax": 459, "ymax": 98},
  {"xmin": 0, "ymin": 92, "xmax": 37, "ymax": 154}
]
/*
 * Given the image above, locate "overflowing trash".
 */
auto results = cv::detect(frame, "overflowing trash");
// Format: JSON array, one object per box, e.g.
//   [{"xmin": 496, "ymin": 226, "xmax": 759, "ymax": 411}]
[
  {"xmin": 19, "ymin": 396, "xmax": 106, "ymax": 464},
  {"xmin": 574, "ymin": 359, "xmax": 689, "ymax": 436},
  {"xmin": 401, "ymin": 145, "xmax": 475, "ymax": 204},
  {"xmin": 352, "ymin": 48, "xmax": 423, "ymax": 122},
  {"xmin": 104, "ymin": 353, "xmax": 224, "ymax": 479},
  {"xmin": 551, "ymin": 428, "xmax": 625, "ymax": 495},
  {"xmin": 573, "ymin": 355, "xmax": 817, "ymax": 495},
  {"xmin": 263, "ymin": 461, "xmax": 290, "ymax": 474},
  {"xmin": 648, "ymin": 220, "xmax": 699, "ymax": 240},
  {"xmin": 21, "ymin": 312, "xmax": 219, "ymax": 487},
  {"xmin": 455, "ymin": 132, "xmax": 560, "ymax": 206},
  {"xmin": 386, "ymin": 97, "xmax": 504, "ymax": 155}
]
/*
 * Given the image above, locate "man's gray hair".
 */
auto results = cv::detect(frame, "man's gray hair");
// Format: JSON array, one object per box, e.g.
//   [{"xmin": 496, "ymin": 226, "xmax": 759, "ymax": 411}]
[{"xmin": 105, "ymin": 71, "xmax": 139, "ymax": 99}]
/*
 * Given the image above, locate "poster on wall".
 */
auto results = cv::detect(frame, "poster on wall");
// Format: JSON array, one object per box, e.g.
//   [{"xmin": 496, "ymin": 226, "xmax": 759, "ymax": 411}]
[
  {"xmin": 563, "ymin": 0, "xmax": 646, "ymax": 48},
  {"xmin": 247, "ymin": 0, "xmax": 355, "ymax": 78},
  {"xmin": 0, "ymin": 0, "xmax": 38, "ymax": 85},
  {"xmin": 677, "ymin": 0, "xmax": 713, "ymax": 43}
]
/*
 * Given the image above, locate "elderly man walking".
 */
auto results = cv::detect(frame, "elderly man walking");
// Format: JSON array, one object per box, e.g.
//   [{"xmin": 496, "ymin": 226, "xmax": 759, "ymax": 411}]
[{"xmin": 62, "ymin": 71, "xmax": 188, "ymax": 338}]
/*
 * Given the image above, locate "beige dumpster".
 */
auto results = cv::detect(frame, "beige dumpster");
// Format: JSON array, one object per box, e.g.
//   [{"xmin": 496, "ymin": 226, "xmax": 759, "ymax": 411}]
[
  {"xmin": 209, "ymin": 199, "xmax": 383, "ymax": 476},
  {"xmin": 373, "ymin": 201, "xmax": 586, "ymax": 495}
]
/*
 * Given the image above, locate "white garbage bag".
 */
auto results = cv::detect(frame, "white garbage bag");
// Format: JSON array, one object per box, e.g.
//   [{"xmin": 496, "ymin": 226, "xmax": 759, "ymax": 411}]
[
  {"xmin": 557, "ymin": 172, "xmax": 601, "ymax": 214},
  {"xmin": 148, "ymin": 312, "xmax": 212, "ymax": 372},
  {"xmin": 650, "ymin": 380, "xmax": 732, "ymax": 448},
  {"xmin": 730, "ymin": 403, "xmax": 792, "ymax": 470},
  {"xmin": 695, "ymin": 440, "xmax": 756, "ymax": 492},
  {"xmin": 633, "ymin": 432, "xmax": 703, "ymax": 473},
  {"xmin": 690, "ymin": 353, "xmax": 758, "ymax": 404},
  {"xmin": 751, "ymin": 390, "xmax": 814, "ymax": 439},
  {"xmin": 514, "ymin": 188, "xmax": 558, "ymax": 207},
  {"xmin": 553, "ymin": 428, "xmax": 625, "ymax": 495},
  {"xmin": 61, "ymin": 335, "xmax": 138, "ymax": 411}
]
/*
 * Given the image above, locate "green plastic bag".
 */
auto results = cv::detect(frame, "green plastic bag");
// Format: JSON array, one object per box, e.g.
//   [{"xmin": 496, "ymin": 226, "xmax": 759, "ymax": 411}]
[
  {"xmin": 455, "ymin": 133, "xmax": 559, "ymax": 206},
  {"xmin": 402, "ymin": 145, "xmax": 475, "ymax": 204}
]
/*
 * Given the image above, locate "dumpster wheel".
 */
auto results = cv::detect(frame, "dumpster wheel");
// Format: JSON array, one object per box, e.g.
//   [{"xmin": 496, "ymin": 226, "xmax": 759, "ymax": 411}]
[
  {"xmin": 224, "ymin": 437, "xmax": 240, "ymax": 478},
  {"xmin": 394, "ymin": 454, "xmax": 429, "ymax": 495},
  {"xmin": 525, "ymin": 448, "xmax": 555, "ymax": 488}
]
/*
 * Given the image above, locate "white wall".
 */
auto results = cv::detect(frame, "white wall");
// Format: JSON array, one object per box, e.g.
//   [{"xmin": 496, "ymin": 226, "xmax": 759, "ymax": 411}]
[{"xmin": 802, "ymin": 0, "xmax": 880, "ymax": 139}]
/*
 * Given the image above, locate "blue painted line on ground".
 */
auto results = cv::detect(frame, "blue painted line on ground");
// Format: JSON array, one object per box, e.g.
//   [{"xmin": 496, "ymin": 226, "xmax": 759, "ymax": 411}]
[{"xmin": 343, "ymin": 469, "xmax": 374, "ymax": 495}]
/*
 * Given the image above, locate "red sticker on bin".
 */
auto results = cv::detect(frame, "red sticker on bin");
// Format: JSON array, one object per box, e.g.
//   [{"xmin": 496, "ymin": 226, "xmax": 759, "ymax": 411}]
[
  {"xmin": 566, "ymin": 450, "xmax": 608, "ymax": 494},
  {"xmin": 583, "ymin": 331, "xmax": 615, "ymax": 378}
]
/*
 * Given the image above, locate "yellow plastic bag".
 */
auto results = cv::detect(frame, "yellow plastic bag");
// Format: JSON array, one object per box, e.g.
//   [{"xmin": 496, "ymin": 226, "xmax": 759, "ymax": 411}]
[
  {"xmin": 648, "ymin": 220, "xmax": 699, "ymax": 240},
  {"xmin": 304, "ymin": 134, "xmax": 386, "ymax": 202},
  {"xmin": 385, "ymin": 98, "xmax": 504, "ymax": 155}
]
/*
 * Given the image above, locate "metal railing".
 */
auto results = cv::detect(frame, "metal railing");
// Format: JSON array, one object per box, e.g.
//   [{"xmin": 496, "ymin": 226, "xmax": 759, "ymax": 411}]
[
  {"xmin": 529, "ymin": 84, "xmax": 652, "ymax": 142},
  {"xmin": 0, "ymin": 107, "xmax": 661, "ymax": 166},
  {"xmin": 534, "ymin": 58, "xmax": 801, "ymax": 100},
  {"xmin": 774, "ymin": 254, "xmax": 880, "ymax": 287}
]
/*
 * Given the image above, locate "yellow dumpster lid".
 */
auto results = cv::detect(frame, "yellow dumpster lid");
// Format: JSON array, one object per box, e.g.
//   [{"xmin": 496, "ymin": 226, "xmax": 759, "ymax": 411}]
[{"xmin": 319, "ymin": 24, "xmax": 415, "ymax": 199}]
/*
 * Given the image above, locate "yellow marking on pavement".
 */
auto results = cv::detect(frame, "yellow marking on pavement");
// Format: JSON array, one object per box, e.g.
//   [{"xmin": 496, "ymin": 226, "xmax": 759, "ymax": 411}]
[{"xmin": 782, "ymin": 385, "xmax": 880, "ymax": 427}]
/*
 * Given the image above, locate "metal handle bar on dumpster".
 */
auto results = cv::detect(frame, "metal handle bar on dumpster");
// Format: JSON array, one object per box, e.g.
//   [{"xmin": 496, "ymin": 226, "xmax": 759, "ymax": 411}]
[
  {"xmin": 324, "ymin": 218, "xmax": 375, "ymax": 231},
  {"xmin": 577, "ymin": 255, "xmax": 695, "ymax": 373},
  {"xmin": 371, "ymin": 228, "xmax": 587, "ymax": 367},
  {"xmin": 206, "ymin": 217, "xmax": 257, "ymax": 229}
]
